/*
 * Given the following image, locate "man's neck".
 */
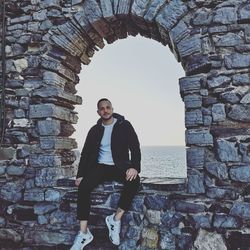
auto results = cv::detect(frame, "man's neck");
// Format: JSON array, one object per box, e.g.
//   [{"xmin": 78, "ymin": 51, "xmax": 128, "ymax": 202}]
[{"xmin": 102, "ymin": 116, "xmax": 114, "ymax": 125}]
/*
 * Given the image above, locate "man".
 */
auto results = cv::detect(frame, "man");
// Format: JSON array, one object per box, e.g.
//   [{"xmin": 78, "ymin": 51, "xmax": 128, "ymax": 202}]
[{"xmin": 71, "ymin": 98, "xmax": 141, "ymax": 249}]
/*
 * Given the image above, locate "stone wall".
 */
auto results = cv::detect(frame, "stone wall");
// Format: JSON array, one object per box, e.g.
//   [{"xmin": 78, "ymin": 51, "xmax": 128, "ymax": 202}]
[{"xmin": 0, "ymin": 0, "xmax": 250, "ymax": 249}]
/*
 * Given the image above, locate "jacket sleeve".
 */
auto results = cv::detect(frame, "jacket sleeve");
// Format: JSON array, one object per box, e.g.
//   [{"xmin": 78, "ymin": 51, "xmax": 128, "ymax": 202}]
[
  {"xmin": 127, "ymin": 121, "xmax": 141, "ymax": 173},
  {"xmin": 76, "ymin": 129, "xmax": 92, "ymax": 178}
]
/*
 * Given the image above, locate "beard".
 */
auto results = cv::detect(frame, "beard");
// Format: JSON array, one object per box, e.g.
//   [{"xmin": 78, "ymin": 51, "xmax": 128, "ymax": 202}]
[{"xmin": 102, "ymin": 114, "xmax": 113, "ymax": 121}]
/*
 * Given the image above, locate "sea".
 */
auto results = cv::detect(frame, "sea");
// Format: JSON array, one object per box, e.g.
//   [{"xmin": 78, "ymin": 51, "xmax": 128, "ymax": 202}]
[
  {"xmin": 75, "ymin": 145, "xmax": 187, "ymax": 179},
  {"xmin": 140, "ymin": 145, "xmax": 187, "ymax": 179}
]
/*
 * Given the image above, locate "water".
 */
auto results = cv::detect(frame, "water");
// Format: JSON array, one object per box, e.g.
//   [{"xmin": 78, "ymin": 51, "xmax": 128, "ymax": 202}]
[
  {"xmin": 74, "ymin": 145, "xmax": 187, "ymax": 179},
  {"xmin": 140, "ymin": 146, "xmax": 187, "ymax": 178}
]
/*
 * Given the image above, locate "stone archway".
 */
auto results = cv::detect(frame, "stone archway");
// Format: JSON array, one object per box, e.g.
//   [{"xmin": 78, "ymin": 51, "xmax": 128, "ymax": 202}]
[{"xmin": 1, "ymin": 0, "xmax": 250, "ymax": 249}]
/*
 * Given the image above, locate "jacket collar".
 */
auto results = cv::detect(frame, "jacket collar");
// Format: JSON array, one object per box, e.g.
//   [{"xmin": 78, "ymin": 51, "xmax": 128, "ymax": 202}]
[{"xmin": 97, "ymin": 112, "xmax": 125, "ymax": 126}]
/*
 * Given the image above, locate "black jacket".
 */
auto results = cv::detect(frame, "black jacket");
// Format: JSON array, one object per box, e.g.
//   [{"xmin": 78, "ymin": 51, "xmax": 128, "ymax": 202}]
[{"xmin": 76, "ymin": 113, "xmax": 141, "ymax": 178}]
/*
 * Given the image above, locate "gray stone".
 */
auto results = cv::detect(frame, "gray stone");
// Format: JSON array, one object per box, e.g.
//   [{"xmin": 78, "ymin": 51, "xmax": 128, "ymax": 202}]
[
  {"xmin": 161, "ymin": 210, "xmax": 184, "ymax": 228},
  {"xmin": 0, "ymin": 217, "xmax": 6, "ymax": 227},
  {"xmin": 206, "ymin": 187, "xmax": 238, "ymax": 199},
  {"xmin": 23, "ymin": 229, "xmax": 74, "ymax": 245},
  {"xmin": 239, "ymin": 3, "xmax": 250, "ymax": 22},
  {"xmin": 0, "ymin": 165, "xmax": 6, "ymax": 175},
  {"xmin": 7, "ymin": 165, "xmax": 26, "ymax": 176},
  {"xmin": 145, "ymin": 209, "xmax": 161, "ymax": 224},
  {"xmin": 169, "ymin": 20, "xmax": 189, "ymax": 44},
  {"xmin": 205, "ymin": 162, "xmax": 228, "ymax": 180},
  {"xmin": 45, "ymin": 189, "xmax": 61, "ymax": 202},
  {"xmin": 175, "ymin": 201, "xmax": 205, "ymax": 213},
  {"xmin": 207, "ymin": 75, "xmax": 231, "ymax": 88},
  {"xmin": 192, "ymin": 8, "xmax": 212, "ymax": 26},
  {"xmin": 190, "ymin": 214, "xmax": 211, "ymax": 229},
  {"xmin": 38, "ymin": 215, "xmax": 49, "ymax": 225},
  {"xmin": 35, "ymin": 168, "xmax": 63, "ymax": 187},
  {"xmin": 240, "ymin": 93, "xmax": 250, "ymax": 104},
  {"xmin": 144, "ymin": 0, "xmax": 166, "ymax": 21},
  {"xmin": 0, "ymin": 229, "xmax": 22, "ymax": 243},
  {"xmin": 144, "ymin": 194, "xmax": 170, "ymax": 210},
  {"xmin": 239, "ymin": 143, "xmax": 250, "ymax": 162},
  {"xmin": 229, "ymin": 165, "xmax": 250, "ymax": 182},
  {"xmin": 0, "ymin": 147, "xmax": 16, "ymax": 160},
  {"xmin": 184, "ymin": 95, "xmax": 202, "ymax": 108},
  {"xmin": 33, "ymin": 10, "xmax": 47, "ymax": 21},
  {"xmin": 24, "ymin": 188, "xmax": 45, "ymax": 201},
  {"xmin": 188, "ymin": 169, "xmax": 205, "ymax": 194},
  {"xmin": 186, "ymin": 147, "xmax": 205, "ymax": 168},
  {"xmin": 186, "ymin": 129, "xmax": 213, "ymax": 146},
  {"xmin": 220, "ymin": 91, "xmax": 240, "ymax": 104},
  {"xmin": 215, "ymin": 33, "xmax": 244, "ymax": 47},
  {"xmin": 34, "ymin": 202, "xmax": 58, "ymax": 215},
  {"xmin": 212, "ymin": 103, "xmax": 226, "ymax": 122},
  {"xmin": 155, "ymin": 0, "xmax": 188, "ymax": 31},
  {"xmin": 217, "ymin": 139, "xmax": 240, "ymax": 162},
  {"xmin": 203, "ymin": 115, "xmax": 212, "ymax": 126},
  {"xmin": 29, "ymin": 154, "xmax": 61, "ymax": 167},
  {"xmin": 179, "ymin": 75, "xmax": 204, "ymax": 93},
  {"xmin": 29, "ymin": 104, "xmax": 78, "ymax": 123},
  {"xmin": 213, "ymin": 214, "xmax": 242, "ymax": 228},
  {"xmin": 228, "ymin": 104, "xmax": 250, "ymax": 122},
  {"xmin": 185, "ymin": 109, "xmax": 203, "ymax": 127},
  {"xmin": 194, "ymin": 229, "xmax": 227, "ymax": 250},
  {"xmin": 230, "ymin": 202, "xmax": 250, "ymax": 219},
  {"xmin": 225, "ymin": 53, "xmax": 250, "ymax": 69},
  {"xmin": 0, "ymin": 182, "xmax": 24, "ymax": 202},
  {"xmin": 14, "ymin": 109, "xmax": 25, "ymax": 118},
  {"xmin": 159, "ymin": 230, "xmax": 176, "ymax": 250},
  {"xmin": 213, "ymin": 7, "xmax": 237, "ymax": 24},
  {"xmin": 177, "ymin": 35, "xmax": 202, "ymax": 59},
  {"xmin": 37, "ymin": 120, "xmax": 61, "ymax": 136}
]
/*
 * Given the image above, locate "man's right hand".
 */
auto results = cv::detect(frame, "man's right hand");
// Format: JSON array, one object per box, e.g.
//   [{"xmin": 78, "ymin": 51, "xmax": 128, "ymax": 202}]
[{"xmin": 75, "ymin": 177, "xmax": 83, "ymax": 187}]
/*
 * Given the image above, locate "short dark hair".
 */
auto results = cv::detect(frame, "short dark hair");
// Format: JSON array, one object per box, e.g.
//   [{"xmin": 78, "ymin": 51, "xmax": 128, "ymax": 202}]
[{"xmin": 97, "ymin": 98, "xmax": 112, "ymax": 109}]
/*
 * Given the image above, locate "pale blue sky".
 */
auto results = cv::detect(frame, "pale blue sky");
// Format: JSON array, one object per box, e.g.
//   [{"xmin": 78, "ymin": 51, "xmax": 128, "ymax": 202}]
[{"xmin": 73, "ymin": 36, "xmax": 185, "ymax": 150}]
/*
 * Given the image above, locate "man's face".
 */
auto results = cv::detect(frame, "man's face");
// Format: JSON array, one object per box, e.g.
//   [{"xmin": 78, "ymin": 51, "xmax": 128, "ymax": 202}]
[{"xmin": 97, "ymin": 100, "xmax": 113, "ymax": 120}]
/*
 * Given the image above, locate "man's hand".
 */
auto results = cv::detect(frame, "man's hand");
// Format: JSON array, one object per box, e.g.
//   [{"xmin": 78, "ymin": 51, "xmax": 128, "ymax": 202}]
[
  {"xmin": 75, "ymin": 177, "xmax": 83, "ymax": 187},
  {"xmin": 126, "ymin": 168, "xmax": 138, "ymax": 181}
]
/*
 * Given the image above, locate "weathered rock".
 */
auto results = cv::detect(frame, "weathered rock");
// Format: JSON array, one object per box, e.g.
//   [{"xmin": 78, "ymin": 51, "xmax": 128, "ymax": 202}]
[
  {"xmin": 205, "ymin": 162, "xmax": 228, "ymax": 180},
  {"xmin": 213, "ymin": 214, "xmax": 242, "ymax": 228},
  {"xmin": 225, "ymin": 53, "xmax": 250, "ymax": 69},
  {"xmin": 228, "ymin": 104, "xmax": 250, "ymax": 122},
  {"xmin": 212, "ymin": 103, "xmax": 226, "ymax": 122},
  {"xmin": 0, "ymin": 229, "xmax": 22, "ymax": 243},
  {"xmin": 206, "ymin": 187, "xmax": 238, "ymax": 200},
  {"xmin": 187, "ymin": 169, "xmax": 205, "ymax": 194},
  {"xmin": 194, "ymin": 229, "xmax": 227, "ymax": 250},
  {"xmin": 184, "ymin": 94, "xmax": 202, "ymax": 108},
  {"xmin": 186, "ymin": 129, "xmax": 213, "ymax": 146},
  {"xmin": 229, "ymin": 165, "xmax": 250, "ymax": 182},
  {"xmin": 216, "ymin": 139, "xmax": 240, "ymax": 162},
  {"xmin": 207, "ymin": 75, "xmax": 231, "ymax": 88},
  {"xmin": 213, "ymin": 7, "xmax": 237, "ymax": 24},
  {"xmin": 0, "ymin": 182, "xmax": 24, "ymax": 202},
  {"xmin": 175, "ymin": 201, "xmax": 205, "ymax": 213},
  {"xmin": 190, "ymin": 214, "xmax": 211, "ymax": 229},
  {"xmin": 186, "ymin": 147, "xmax": 205, "ymax": 168},
  {"xmin": 230, "ymin": 202, "xmax": 250, "ymax": 219}
]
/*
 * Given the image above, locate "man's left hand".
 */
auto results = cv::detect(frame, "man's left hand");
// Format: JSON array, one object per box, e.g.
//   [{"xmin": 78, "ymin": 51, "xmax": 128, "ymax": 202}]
[{"xmin": 126, "ymin": 168, "xmax": 138, "ymax": 181}]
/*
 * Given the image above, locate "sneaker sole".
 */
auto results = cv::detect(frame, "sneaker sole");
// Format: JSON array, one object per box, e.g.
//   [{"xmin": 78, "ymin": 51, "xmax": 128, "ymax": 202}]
[{"xmin": 105, "ymin": 216, "xmax": 120, "ymax": 246}]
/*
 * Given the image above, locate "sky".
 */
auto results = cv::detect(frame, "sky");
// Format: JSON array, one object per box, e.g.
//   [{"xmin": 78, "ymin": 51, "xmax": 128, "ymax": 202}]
[{"xmin": 73, "ymin": 35, "xmax": 185, "ymax": 150}]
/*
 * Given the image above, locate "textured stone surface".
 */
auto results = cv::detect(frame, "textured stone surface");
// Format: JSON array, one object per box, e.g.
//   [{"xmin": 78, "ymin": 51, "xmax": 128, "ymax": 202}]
[{"xmin": 1, "ymin": 0, "xmax": 250, "ymax": 248}]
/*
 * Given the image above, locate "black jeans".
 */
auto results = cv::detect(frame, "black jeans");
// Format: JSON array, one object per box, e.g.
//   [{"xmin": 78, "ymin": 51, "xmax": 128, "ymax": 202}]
[{"xmin": 77, "ymin": 163, "xmax": 140, "ymax": 220}]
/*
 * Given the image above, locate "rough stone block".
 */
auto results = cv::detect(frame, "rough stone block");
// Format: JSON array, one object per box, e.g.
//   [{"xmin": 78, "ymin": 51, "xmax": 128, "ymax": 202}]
[
  {"xmin": 186, "ymin": 129, "xmax": 213, "ymax": 146},
  {"xmin": 187, "ymin": 169, "xmax": 205, "ymax": 194},
  {"xmin": 225, "ymin": 53, "xmax": 250, "ymax": 69},
  {"xmin": 217, "ymin": 139, "xmax": 240, "ymax": 162},
  {"xmin": 186, "ymin": 147, "xmax": 205, "ymax": 168},
  {"xmin": 212, "ymin": 103, "xmax": 226, "ymax": 122},
  {"xmin": 230, "ymin": 202, "xmax": 250, "ymax": 220},
  {"xmin": 205, "ymin": 162, "xmax": 228, "ymax": 180},
  {"xmin": 185, "ymin": 109, "xmax": 203, "ymax": 127},
  {"xmin": 229, "ymin": 165, "xmax": 250, "ymax": 182},
  {"xmin": 29, "ymin": 104, "xmax": 78, "ymax": 123},
  {"xmin": 37, "ymin": 120, "xmax": 61, "ymax": 136},
  {"xmin": 24, "ymin": 188, "xmax": 45, "ymax": 201},
  {"xmin": 184, "ymin": 95, "xmax": 202, "ymax": 108},
  {"xmin": 228, "ymin": 104, "xmax": 250, "ymax": 122}
]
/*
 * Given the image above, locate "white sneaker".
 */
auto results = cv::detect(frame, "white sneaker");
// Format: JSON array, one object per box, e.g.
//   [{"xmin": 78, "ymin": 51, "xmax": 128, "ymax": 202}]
[
  {"xmin": 70, "ymin": 228, "xmax": 94, "ymax": 250},
  {"xmin": 105, "ymin": 213, "xmax": 121, "ymax": 245}
]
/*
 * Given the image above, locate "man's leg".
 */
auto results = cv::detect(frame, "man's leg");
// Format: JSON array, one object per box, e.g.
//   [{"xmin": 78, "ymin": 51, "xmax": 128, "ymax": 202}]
[{"xmin": 77, "ymin": 164, "xmax": 105, "ymax": 232}]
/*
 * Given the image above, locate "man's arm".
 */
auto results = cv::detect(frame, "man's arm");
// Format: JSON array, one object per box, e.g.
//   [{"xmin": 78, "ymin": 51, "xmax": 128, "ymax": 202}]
[
  {"xmin": 127, "ymin": 121, "xmax": 141, "ymax": 173},
  {"xmin": 76, "ymin": 129, "xmax": 92, "ymax": 179}
]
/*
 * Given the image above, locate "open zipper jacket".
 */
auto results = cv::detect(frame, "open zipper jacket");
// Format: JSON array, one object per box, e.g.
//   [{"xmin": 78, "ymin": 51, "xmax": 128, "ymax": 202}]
[{"xmin": 76, "ymin": 113, "xmax": 141, "ymax": 178}]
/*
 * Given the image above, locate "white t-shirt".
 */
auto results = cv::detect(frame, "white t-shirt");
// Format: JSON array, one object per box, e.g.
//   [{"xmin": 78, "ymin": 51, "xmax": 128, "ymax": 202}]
[{"xmin": 97, "ymin": 118, "xmax": 117, "ymax": 165}]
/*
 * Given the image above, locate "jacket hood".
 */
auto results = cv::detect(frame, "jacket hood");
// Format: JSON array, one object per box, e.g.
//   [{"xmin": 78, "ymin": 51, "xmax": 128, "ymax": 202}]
[{"xmin": 97, "ymin": 112, "xmax": 125, "ymax": 126}]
